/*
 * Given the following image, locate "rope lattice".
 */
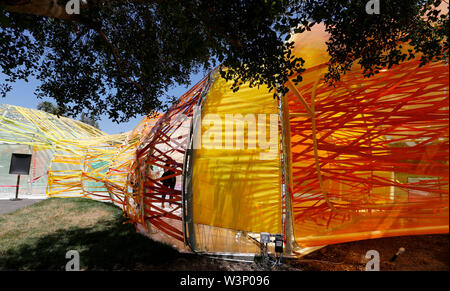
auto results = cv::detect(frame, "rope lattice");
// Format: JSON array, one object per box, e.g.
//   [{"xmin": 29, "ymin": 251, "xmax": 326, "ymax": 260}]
[{"xmin": 287, "ymin": 60, "xmax": 449, "ymax": 247}]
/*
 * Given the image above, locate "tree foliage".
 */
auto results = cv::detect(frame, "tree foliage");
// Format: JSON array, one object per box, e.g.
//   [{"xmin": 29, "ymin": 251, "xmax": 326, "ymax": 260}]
[
  {"xmin": 1, "ymin": 0, "xmax": 448, "ymax": 122},
  {"xmin": 36, "ymin": 100, "xmax": 63, "ymax": 115},
  {"xmin": 79, "ymin": 111, "xmax": 100, "ymax": 129},
  {"xmin": 37, "ymin": 101, "xmax": 100, "ymax": 129}
]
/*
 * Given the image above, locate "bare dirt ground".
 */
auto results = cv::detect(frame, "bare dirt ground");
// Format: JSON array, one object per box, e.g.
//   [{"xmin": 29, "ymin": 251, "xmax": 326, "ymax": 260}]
[
  {"xmin": 285, "ymin": 234, "xmax": 449, "ymax": 271},
  {"xmin": 137, "ymin": 234, "xmax": 449, "ymax": 271}
]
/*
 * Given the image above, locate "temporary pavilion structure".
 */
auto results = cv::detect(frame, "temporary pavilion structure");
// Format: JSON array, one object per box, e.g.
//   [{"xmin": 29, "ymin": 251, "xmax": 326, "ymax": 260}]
[
  {"xmin": 126, "ymin": 24, "xmax": 448, "ymax": 256},
  {"xmin": 0, "ymin": 25, "xmax": 448, "ymax": 258},
  {"xmin": 0, "ymin": 103, "xmax": 106, "ymax": 199}
]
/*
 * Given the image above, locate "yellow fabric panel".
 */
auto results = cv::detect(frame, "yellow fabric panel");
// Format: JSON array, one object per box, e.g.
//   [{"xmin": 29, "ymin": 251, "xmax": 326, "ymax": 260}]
[
  {"xmin": 192, "ymin": 76, "xmax": 282, "ymax": 234},
  {"xmin": 290, "ymin": 23, "xmax": 330, "ymax": 70}
]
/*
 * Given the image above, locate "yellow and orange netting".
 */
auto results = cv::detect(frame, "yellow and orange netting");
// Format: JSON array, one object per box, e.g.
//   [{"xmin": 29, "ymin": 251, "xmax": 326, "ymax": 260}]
[
  {"xmin": 0, "ymin": 104, "xmax": 106, "ymax": 197},
  {"xmin": 283, "ymin": 25, "xmax": 449, "ymax": 250},
  {"xmin": 0, "ymin": 24, "xmax": 448, "ymax": 257},
  {"xmin": 128, "ymin": 74, "xmax": 215, "ymax": 250}
]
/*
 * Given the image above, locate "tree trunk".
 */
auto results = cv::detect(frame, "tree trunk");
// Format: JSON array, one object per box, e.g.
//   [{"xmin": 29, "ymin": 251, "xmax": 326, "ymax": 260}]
[{"xmin": 1, "ymin": 0, "xmax": 77, "ymax": 21}]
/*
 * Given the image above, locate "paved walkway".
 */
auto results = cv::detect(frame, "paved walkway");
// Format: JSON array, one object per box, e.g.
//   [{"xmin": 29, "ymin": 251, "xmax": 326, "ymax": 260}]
[{"xmin": 0, "ymin": 199, "xmax": 43, "ymax": 215}]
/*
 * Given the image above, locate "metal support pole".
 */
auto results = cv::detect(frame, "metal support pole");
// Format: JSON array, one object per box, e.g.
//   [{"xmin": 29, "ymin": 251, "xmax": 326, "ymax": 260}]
[
  {"xmin": 13, "ymin": 175, "xmax": 21, "ymax": 201},
  {"xmin": 279, "ymin": 92, "xmax": 295, "ymax": 255}
]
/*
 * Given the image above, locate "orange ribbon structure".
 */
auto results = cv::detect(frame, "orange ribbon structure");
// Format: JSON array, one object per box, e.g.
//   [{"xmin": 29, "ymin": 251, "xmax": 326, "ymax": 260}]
[{"xmin": 0, "ymin": 26, "xmax": 448, "ymax": 257}]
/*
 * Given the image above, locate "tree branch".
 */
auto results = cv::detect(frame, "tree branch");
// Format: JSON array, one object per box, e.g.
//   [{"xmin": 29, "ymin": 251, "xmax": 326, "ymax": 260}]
[
  {"xmin": 2, "ymin": 0, "xmax": 145, "ymax": 92},
  {"xmin": 95, "ymin": 28, "xmax": 144, "ymax": 92},
  {"xmin": 1, "ymin": 0, "xmax": 75, "ymax": 21}
]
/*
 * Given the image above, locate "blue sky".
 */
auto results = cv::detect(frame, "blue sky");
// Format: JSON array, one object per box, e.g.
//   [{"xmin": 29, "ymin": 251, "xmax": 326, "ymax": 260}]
[{"xmin": 0, "ymin": 72, "xmax": 205, "ymax": 134}]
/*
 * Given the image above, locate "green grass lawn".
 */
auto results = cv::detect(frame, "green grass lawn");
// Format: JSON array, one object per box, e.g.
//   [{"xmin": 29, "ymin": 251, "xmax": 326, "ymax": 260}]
[
  {"xmin": 0, "ymin": 198, "xmax": 265, "ymax": 271},
  {"xmin": 0, "ymin": 198, "xmax": 181, "ymax": 270}
]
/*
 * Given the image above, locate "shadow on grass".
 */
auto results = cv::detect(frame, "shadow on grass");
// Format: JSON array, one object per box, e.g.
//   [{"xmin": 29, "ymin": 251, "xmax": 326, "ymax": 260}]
[{"xmin": 0, "ymin": 215, "xmax": 181, "ymax": 271}]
